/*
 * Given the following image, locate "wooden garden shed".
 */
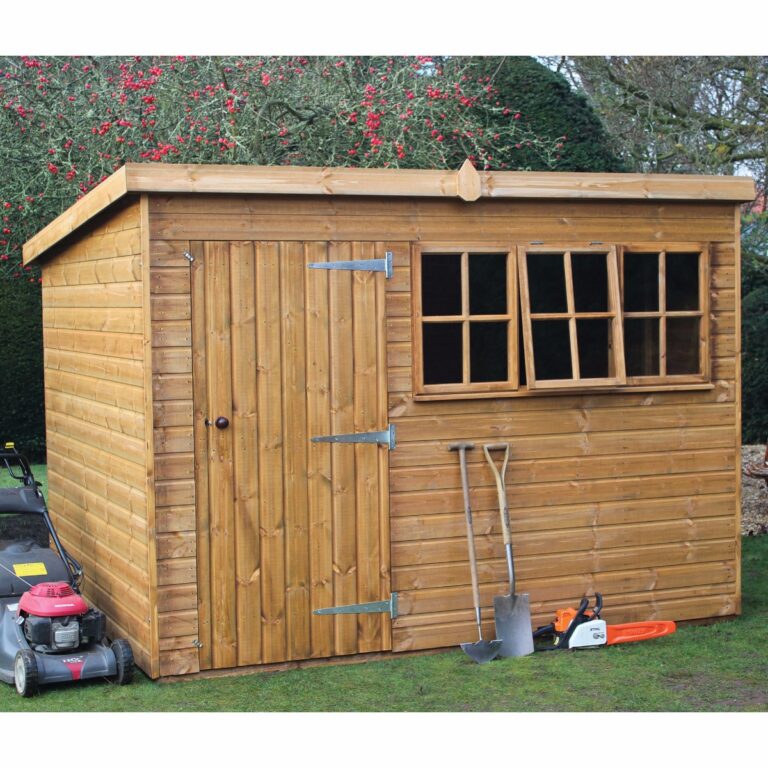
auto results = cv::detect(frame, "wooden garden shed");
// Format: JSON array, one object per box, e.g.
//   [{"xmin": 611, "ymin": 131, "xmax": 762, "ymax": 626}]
[{"xmin": 23, "ymin": 161, "xmax": 754, "ymax": 679}]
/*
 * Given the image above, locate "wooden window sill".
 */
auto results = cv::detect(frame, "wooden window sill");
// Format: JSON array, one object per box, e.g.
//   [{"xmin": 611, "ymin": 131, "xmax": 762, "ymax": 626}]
[{"xmin": 411, "ymin": 381, "xmax": 715, "ymax": 402}]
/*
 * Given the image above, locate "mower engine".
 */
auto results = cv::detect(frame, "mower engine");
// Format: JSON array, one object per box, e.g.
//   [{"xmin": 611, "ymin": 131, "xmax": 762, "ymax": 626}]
[{"xmin": 17, "ymin": 582, "xmax": 106, "ymax": 654}]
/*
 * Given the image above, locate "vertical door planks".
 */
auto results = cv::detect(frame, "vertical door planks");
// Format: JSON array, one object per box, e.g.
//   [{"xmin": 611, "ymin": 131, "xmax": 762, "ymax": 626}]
[
  {"xmin": 328, "ymin": 242, "xmax": 359, "ymax": 656},
  {"xmin": 281, "ymin": 242, "xmax": 311, "ymax": 660},
  {"xmin": 255, "ymin": 242, "xmax": 287, "ymax": 664},
  {"xmin": 203, "ymin": 242, "xmax": 238, "ymax": 668},
  {"xmin": 305, "ymin": 242, "xmax": 335, "ymax": 658},
  {"xmin": 230, "ymin": 242, "xmax": 261, "ymax": 667},
  {"xmin": 195, "ymin": 239, "xmax": 390, "ymax": 668},
  {"xmin": 353, "ymin": 242, "xmax": 383, "ymax": 653}
]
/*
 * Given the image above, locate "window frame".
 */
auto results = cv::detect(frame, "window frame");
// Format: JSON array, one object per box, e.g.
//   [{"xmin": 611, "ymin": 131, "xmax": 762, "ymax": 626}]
[
  {"xmin": 517, "ymin": 244, "xmax": 626, "ymax": 390},
  {"xmin": 409, "ymin": 241, "xmax": 713, "ymax": 401},
  {"xmin": 412, "ymin": 245, "xmax": 519, "ymax": 396},
  {"xmin": 619, "ymin": 243, "xmax": 710, "ymax": 386}
]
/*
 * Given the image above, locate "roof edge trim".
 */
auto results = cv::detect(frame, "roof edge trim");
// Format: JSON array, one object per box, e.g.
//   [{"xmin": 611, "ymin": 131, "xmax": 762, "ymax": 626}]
[
  {"xmin": 23, "ymin": 162, "xmax": 756, "ymax": 266},
  {"xmin": 23, "ymin": 166, "xmax": 129, "ymax": 266}
]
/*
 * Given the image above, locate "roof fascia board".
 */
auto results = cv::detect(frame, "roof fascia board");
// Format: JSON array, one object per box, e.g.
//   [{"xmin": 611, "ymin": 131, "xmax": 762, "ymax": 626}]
[
  {"xmin": 23, "ymin": 162, "xmax": 755, "ymax": 266},
  {"xmin": 23, "ymin": 166, "xmax": 129, "ymax": 266}
]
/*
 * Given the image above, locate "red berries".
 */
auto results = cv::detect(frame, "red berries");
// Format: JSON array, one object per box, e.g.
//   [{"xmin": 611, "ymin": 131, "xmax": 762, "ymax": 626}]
[{"xmin": 0, "ymin": 55, "xmax": 560, "ymax": 284}]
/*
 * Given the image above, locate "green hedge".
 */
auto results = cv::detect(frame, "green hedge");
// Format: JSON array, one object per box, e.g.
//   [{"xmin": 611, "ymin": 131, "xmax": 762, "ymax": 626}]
[
  {"xmin": 742, "ymin": 253, "xmax": 768, "ymax": 444},
  {"xmin": 466, "ymin": 57, "xmax": 625, "ymax": 172},
  {"xmin": 0, "ymin": 279, "xmax": 45, "ymax": 461}
]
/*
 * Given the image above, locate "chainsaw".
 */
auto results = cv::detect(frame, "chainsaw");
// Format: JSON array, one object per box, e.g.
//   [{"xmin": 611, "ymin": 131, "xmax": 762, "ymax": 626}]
[{"xmin": 533, "ymin": 593, "xmax": 676, "ymax": 650}]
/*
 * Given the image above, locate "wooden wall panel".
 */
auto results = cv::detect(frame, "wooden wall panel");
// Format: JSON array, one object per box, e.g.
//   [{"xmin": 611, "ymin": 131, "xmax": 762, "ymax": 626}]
[
  {"xmin": 143, "ymin": 193, "xmax": 741, "ymax": 671},
  {"xmin": 147, "ymin": 238, "xmax": 201, "ymax": 677},
  {"xmin": 385, "ymin": 214, "xmax": 741, "ymax": 653},
  {"xmin": 148, "ymin": 196, "xmax": 736, "ymax": 244},
  {"xmin": 41, "ymin": 199, "xmax": 153, "ymax": 674}
]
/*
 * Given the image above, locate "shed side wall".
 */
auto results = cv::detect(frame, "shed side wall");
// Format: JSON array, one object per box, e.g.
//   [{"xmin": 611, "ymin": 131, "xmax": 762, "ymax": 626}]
[
  {"xmin": 147, "ymin": 194, "xmax": 739, "ymax": 667},
  {"xmin": 41, "ymin": 199, "xmax": 153, "ymax": 671}
]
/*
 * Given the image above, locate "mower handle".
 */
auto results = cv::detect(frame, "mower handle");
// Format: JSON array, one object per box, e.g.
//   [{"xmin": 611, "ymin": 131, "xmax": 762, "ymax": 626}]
[
  {"xmin": 65, "ymin": 550, "xmax": 84, "ymax": 590},
  {"xmin": 0, "ymin": 451, "xmax": 35, "ymax": 487}
]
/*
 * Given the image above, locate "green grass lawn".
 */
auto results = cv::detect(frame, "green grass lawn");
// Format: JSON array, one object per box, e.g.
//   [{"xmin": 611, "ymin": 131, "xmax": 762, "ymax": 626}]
[{"xmin": 0, "ymin": 465, "xmax": 765, "ymax": 711}]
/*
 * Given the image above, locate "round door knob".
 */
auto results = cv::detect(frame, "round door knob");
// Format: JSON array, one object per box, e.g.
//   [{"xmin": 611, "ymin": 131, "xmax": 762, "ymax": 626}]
[{"xmin": 215, "ymin": 416, "xmax": 230, "ymax": 430}]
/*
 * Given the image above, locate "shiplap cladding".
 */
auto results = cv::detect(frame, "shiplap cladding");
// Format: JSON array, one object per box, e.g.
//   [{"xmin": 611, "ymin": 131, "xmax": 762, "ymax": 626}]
[
  {"xmin": 146, "ymin": 194, "xmax": 740, "ymax": 670},
  {"xmin": 29, "ymin": 165, "xmax": 746, "ymax": 678},
  {"xmin": 41, "ymin": 199, "xmax": 154, "ymax": 673}
]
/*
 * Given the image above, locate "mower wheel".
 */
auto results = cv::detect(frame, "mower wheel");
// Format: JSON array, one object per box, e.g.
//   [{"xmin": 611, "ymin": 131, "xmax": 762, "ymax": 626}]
[
  {"xmin": 14, "ymin": 650, "xmax": 39, "ymax": 698},
  {"xmin": 111, "ymin": 639, "xmax": 134, "ymax": 685}
]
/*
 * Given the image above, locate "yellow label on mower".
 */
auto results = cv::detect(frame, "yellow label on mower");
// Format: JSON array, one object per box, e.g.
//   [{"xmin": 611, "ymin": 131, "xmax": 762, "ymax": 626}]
[{"xmin": 13, "ymin": 562, "xmax": 47, "ymax": 577}]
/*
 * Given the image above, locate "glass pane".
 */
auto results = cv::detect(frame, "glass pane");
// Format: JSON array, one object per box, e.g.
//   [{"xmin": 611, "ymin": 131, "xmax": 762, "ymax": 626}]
[
  {"xmin": 666, "ymin": 252, "xmax": 700, "ymax": 311},
  {"xmin": 624, "ymin": 318, "xmax": 660, "ymax": 377},
  {"xmin": 576, "ymin": 319, "xmax": 610, "ymax": 379},
  {"xmin": 527, "ymin": 253, "xmax": 567, "ymax": 313},
  {"xmin": 422, "ymin": 322, "xmax": 463, "ymax": 384},
  {"xmin": 667, "ymin": 317, "xmax": 700, "ymax": 375},
  {"xmin": 624, "ymin": 252, "xmax": 659, "ymax": 312},
  {"xmin": 470, "ymin": 322, "xmax": 508, "ymax": 382},
  {"xmin": 421, "ymin": 253, "xmax": 462, "ymax": 316},
  {"xmin": 572, "ymin": 252, "xmax": 609, "ymax": 313},
  {"xmin": 531, "ymin": 320, "xmax": 572, "ymax": 380},
  {"xmin": 469, "ymin": 253, "xmax": 507, "ymax": 315}
]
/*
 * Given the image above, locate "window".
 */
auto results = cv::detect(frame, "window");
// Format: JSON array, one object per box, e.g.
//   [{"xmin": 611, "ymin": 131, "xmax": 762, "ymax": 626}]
[
  {"xmin": 414, "ymin": 249, "xmax": 517, "ymax": 394},
  {"xmin": 412, "ymin": 242, "xmax": 710, "ymax": 398},
  {"xmin": 518, "ymin": 246, "xmax": 625, "ymax": 389},
  {"xmin": 621, "ymin": 245, "xmax": 709, "ymax": 383}
]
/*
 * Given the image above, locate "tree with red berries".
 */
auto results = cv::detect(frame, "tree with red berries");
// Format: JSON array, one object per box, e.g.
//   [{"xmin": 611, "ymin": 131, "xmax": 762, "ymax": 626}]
[
  {"xmin": 0, "ymin": 55, "xmax": 599, "ymax": 280},
  {"xmin": 0, "ymin": 55, "xmax": 623, "ymax": 458}
]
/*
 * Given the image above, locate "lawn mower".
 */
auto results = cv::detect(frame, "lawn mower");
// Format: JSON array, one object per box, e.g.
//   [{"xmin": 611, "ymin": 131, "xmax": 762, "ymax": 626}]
[
  {"xmin": 0, "ymin": 443, "xmax": 133, "ymax": 696},
  {"xmin": 533, "ymin": 593, "xmax": 677, "ymax": 651}
]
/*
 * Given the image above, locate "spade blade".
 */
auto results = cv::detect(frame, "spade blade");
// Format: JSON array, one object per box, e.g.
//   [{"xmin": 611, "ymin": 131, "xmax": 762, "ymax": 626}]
[
  {"xmin": 460, "ymin": 638, "xmax": 503, "ymax": 664},
  {"xmin": 493, "ymin": 593, "xmax": 534, "ymax": 658}
]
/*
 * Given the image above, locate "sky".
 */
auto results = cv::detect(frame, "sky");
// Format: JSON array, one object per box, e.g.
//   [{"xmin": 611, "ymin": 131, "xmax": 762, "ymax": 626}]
[{"xmin": 5, "ymin": 1, "xmax": 768, "ymax": 56}]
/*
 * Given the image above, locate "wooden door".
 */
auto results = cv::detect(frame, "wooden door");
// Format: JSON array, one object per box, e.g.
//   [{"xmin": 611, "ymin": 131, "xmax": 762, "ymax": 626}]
[{"xmin": 191, "ymin": 240, "xmax": 391, "ymax": 669}]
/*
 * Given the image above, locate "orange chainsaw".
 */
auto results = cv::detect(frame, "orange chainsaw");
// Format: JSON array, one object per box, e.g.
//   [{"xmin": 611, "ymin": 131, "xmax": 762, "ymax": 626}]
[{"xmin": 533, "ymin": 593, "xmax": 676, "ymax": 650}]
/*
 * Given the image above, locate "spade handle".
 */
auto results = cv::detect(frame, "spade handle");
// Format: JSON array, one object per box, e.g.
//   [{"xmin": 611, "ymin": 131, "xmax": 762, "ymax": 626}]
[
  {"xmin": 483, "ymin": 443, "xmax": 511, "ymax": 547},
  {"xmin": 451, "ymin": 443, "xmax": 484, "ymax": 639}
]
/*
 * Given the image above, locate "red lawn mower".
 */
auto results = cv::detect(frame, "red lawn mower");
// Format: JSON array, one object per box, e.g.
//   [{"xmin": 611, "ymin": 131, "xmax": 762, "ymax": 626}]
[{"xmin": 0, "ymin": 444, "xmax": 133, "ymax": 696}]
